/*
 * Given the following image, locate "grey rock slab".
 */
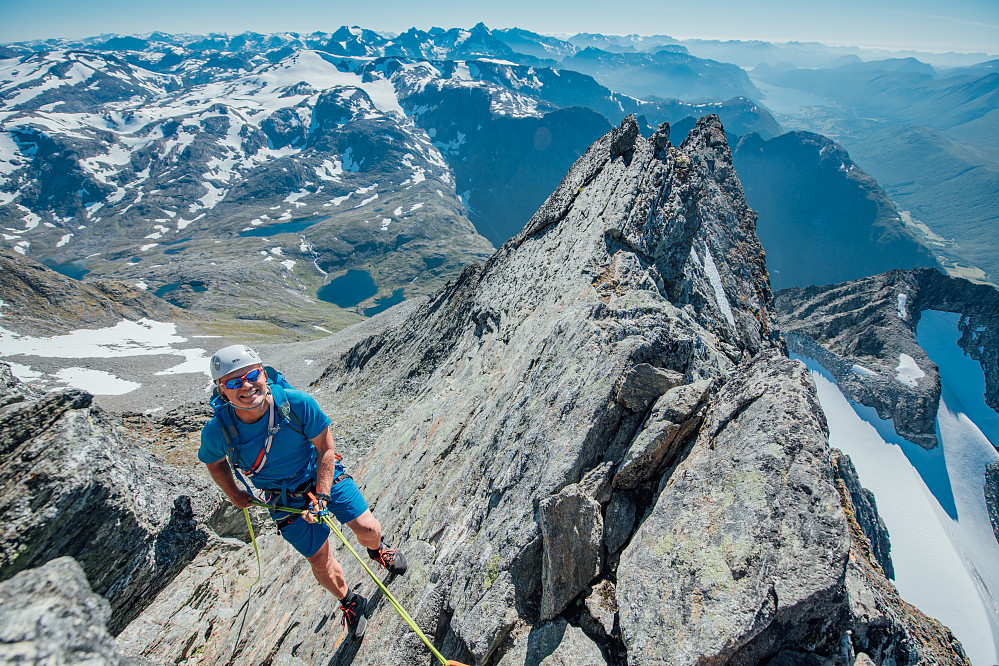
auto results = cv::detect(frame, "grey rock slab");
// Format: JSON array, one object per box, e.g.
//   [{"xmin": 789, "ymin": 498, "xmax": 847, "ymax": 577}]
[
  {"xmin": 603, "ymin": 491, "xmax": 637, "ymax": 556},
  {"xmin": 616, "ymin": 362, "xmax": 685, "ymax": 411},
  {"xmin": 613, "ymin": 378, "xmax": 711, "ymax": 490},
  {"xmin": 495, "ymin": 618, "xmax": 608, "ymax": 666},
  {"xmin": 539, "ymin": 484, "xmax": 603, "ymax": 621},
  {"xmin": 0, "ymin": 556, "xmax": 144, "ymax": 665},
  {"xmin": 617, "ymin": 350, "xmax": 850, "ymax": 665}
]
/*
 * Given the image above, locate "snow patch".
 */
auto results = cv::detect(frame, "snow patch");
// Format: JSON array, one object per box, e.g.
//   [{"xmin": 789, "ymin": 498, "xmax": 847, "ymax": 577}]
[
  {"xmin": 691, "ymin": 243, "xmax": 736, "ymax": 329},
  {"xmin": 0, "ymin": 318, "xmax": 193, "ymax": 359},
  {"xmin": 851, "ymin": 364, "xmax": 877, "ymax": 376},
  {"xmin": 896, "ymin": 353, "xmax": 925, "ymax": 388},
  {"xmin": 54, "ymin": 367, "xmax": 140, "ymax": 395}
]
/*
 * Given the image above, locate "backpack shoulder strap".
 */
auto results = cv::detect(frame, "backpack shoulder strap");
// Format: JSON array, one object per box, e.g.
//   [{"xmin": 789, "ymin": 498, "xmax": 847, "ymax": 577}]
[
  {"xmin": 210, "ymin": 390, "xmax": 242, "ymax": 467},
  {"xmin": 265, "ymin": 366, "xmax": 306, "ymax": 438}
]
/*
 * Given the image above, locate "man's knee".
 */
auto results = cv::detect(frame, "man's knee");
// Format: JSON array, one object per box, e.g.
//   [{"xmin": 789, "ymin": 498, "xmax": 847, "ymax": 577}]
[
  {"xmin": 307, "ymin": 540, "xmax": 331, "ymax": 567},
  {"xmin": 348, "ymin": 511, "xmax": 381, "ymax": 542}
]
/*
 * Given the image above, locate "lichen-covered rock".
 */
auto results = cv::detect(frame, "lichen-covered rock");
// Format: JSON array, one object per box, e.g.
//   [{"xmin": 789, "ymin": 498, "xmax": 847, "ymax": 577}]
[
  {"xmin": 0, "ymin": 556, "xmax": 145, "ymax": 665},
  {"xmin": 617, "ymin": 350, "xmax": 849, "ymax": 665}
]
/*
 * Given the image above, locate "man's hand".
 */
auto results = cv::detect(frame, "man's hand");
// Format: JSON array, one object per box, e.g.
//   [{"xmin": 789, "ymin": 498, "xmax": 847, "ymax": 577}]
[
  {"xmin": 304, "ymin": 494, "xmax": 329, "ymax": 523},
  {"xmin": 227, "ymin": 490, "xmax": 256, "ymax": 509}
]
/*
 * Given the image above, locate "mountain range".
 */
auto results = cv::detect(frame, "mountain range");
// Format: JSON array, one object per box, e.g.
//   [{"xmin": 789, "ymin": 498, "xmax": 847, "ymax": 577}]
[
  {"xmin": 2, "ymin": 114, "xmax": 989, "ymax": 666},
  {"xmin": 1, "ymin": 26, "xmax": 798, "ymax": 334}
]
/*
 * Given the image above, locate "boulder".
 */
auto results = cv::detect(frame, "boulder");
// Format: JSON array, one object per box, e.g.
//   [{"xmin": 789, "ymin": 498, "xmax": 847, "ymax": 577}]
[
  {"xmin": 613, "ymin": 378, "xmax": 711, "ymax": 490},
  {"xmin": 539, "ymin": 484, "xmax": 603, "ymax": 620},
  {"xmin": 0, "ymin": 556, "xmax": 145, "ymax": 665},
  {"xmin": 617, "ymin": 351, "xmax": 850, "ymax": 665},
  {"xmin": 495, "ymin": 618, "xmax": 607, "ymax": 666}
]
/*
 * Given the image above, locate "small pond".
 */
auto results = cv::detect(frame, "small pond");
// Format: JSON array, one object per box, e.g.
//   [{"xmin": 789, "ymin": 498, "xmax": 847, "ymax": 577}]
[
  {"xmin": 317, "ymin": 269, "xmax": 377, "ymax": 309},
  {"xmin": 43, "ymin": 260, "xmax": 89, "ymax": 280},
  {"xmin": 363, "ymin": 288, "xmax": 405, "ymax": 317},
  {"xmin": 154, "ymin": 281, "xmax": 208, "ymax": 299},
  {"xmin": 238, "ymin": 214, "xmax": 330, "ymax": 238}
]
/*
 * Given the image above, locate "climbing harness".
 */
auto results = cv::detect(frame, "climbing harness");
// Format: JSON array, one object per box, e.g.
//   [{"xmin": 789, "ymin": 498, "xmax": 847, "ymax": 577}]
[{"xmin": 238, "ymin": 497, "xmax": 467, "ymax": 666}]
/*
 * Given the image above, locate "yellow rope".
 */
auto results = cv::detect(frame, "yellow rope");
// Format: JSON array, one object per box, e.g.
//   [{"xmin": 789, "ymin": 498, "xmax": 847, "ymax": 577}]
[
  {"xmin": 318, "ymin": 513, "xmax": 451, "ymax": 666},
  {"xmin": 207, "ymin": 507, "xmax": 261, "ymax": 588}
]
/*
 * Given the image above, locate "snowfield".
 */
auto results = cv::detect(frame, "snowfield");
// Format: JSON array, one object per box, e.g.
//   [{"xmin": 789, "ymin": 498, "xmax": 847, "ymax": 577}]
[
  {"xmin": 797, "ymin": 309, "xmax": 999, "ymax": 666},
  {"xmin": 0, "ymin": 318, "xmax": 211, "ymax": 397}
]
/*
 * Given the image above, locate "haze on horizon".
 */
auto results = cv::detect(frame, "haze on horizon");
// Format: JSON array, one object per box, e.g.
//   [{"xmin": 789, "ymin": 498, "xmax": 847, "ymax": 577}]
[{"xmin": 3, "ymin": 0, "xmax": 998, "ymax": 56}]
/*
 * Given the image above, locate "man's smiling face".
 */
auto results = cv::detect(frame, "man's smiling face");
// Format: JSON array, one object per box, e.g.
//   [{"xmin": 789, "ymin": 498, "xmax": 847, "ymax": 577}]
[{"xmin": 218, "ymin": 364, "xmax": 268, "ymax": 411}]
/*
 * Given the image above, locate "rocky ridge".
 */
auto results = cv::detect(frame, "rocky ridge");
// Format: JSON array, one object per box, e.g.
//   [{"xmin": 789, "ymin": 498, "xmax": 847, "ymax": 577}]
[
  {"xmin": 112, "ymin": 116, "xmax": 967, "ymax": 665},
  {"xmin": 0, "ymin": 248, "xmax": 182, "ymax": 336},
  {"xmin": 775, "ymin": 267, "xmax": 999, "ymax": 449},
  {"xmin": 0, "ymin": 115, "xmax": 971, "ymax": 665},
  {"xmin": 987, "ymin": 460, "xmax": 999, "ymax": 544}
]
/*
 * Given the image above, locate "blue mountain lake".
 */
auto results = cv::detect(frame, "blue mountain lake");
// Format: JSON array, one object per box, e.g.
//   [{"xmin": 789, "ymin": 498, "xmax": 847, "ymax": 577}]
[
  {"xmin": 363, "ymin": 288, "xmax": 405, "ymax": 317},
  {"xmin": 238, "ymin": 215, "xmax": 330, "ymax": 237},
  {"xmin": 43, "ymin": 261, "xmax": 89, "ymax": 280},
  {"xmin": 317, "ymin": 269, "xmax": 378, "ymax": 308}
]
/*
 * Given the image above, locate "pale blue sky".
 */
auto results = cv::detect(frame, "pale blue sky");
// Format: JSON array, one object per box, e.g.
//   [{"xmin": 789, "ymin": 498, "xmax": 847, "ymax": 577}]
[{"xmin": 3, "ymin": 0, "xmax": 998, "ymax": 54}]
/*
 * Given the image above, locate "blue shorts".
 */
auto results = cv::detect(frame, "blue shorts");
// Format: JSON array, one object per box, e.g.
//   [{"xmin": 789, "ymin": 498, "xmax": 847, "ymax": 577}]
[{"xmin": 268, "ymin": 471, "xmax": 369, "ymax": 558}]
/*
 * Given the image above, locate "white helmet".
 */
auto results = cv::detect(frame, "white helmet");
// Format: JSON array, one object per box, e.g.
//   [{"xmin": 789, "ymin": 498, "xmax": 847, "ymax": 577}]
[{"xmin": 210, "ymin": 344, "xmax": 263, "ymax": 381}]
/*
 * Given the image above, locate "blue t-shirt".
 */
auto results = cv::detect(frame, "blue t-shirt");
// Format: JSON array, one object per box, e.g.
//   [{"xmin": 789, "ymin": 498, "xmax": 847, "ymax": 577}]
[{"xmin": 199, "ymin": 388, "xmax": 332, "ymax": 490}]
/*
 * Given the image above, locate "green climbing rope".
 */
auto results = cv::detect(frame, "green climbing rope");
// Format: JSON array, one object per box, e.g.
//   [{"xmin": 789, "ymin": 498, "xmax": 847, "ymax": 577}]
[{"xmin": 207, "ymin": 507, "xmax": 261, "ymax": 588}]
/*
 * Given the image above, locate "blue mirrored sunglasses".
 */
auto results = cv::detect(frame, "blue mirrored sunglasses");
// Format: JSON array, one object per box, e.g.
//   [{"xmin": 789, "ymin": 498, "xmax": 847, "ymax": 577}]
[{"xmin": 222, "ymin": 367, "xmax": 263, "ymax": 389}]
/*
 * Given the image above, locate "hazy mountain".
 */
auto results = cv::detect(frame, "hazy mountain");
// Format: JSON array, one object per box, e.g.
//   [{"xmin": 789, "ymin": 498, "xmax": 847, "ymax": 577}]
[
  {"xmin": 757, "ymin": 58, "xmax": 999, "ymax": 130},
  {"xmin": 732, "ymin": 131, "xmax": 939, "ymax": 289},
  {"xmin": 562, "ymin": 47, "xmax": 763, "ymax": 101},
  {"xmin": 752, "ymin": 54, "xmax": 999, "ymax": 283}
]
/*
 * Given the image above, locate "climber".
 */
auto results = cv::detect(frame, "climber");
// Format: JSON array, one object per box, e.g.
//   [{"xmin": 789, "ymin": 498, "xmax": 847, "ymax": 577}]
[{"xmin": 198, "ymin": 344, "xmax": 407, "ymax": 639}]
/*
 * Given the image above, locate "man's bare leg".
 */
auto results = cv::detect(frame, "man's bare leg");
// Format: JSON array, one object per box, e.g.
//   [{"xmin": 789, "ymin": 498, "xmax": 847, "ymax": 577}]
[{"xmin": 306, "ymin": 541, "xmax": 347, "ymax": 598}]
